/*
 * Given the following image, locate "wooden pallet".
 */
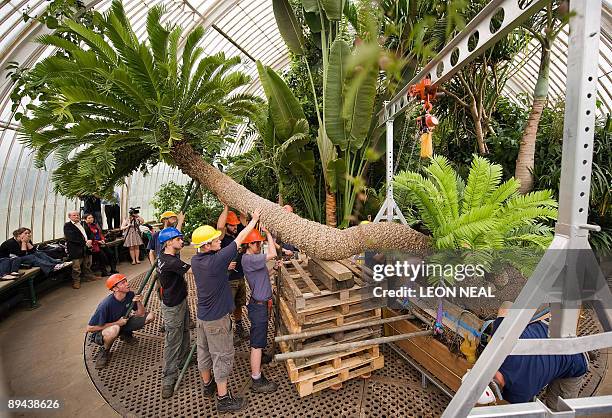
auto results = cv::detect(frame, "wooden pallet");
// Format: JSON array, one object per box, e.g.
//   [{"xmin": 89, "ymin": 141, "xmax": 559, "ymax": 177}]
[
  {"xmin": 279, "ymin": 264, "xmax": 381, "ymax": 316},
  {"xmin": 279, "ymin": 296, "xmax": 382, "ymax": 332},
  {"xmin": 307, "ymin": 258, "xmax": 354, "ymax": 290},
  {"xmin": 279, "ymin": 341, "xmax": 384, "ymax": 396},
  {"xmin": 280, "ymin": 321, "xmax": 382, "ymax": 354}
]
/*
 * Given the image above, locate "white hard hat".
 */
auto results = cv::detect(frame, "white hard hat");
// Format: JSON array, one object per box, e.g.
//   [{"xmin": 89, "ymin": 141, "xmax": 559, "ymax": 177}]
[{"xmin": 462, "ymin": 370, "xmax": 496, "ymax": 405}]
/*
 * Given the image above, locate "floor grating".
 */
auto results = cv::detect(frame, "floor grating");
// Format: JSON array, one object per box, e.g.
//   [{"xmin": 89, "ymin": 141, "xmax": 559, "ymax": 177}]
[{"xmin": 84, "ymin": 272, "xmax": 606, "ymax": 417}]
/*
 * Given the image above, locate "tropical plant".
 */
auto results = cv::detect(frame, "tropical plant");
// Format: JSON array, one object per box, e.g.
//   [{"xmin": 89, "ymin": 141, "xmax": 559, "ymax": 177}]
[
  {"xmin": 395, "ymin": 155, "xmax": 558, "ymax": 249},
  {"xmin": 12, "ymin": 0, "xmax": 430, "ymax": 260},
  {"xmin": 514, "ymin": 0, "xmax": 570, "ymax": 193},
  {"xmin": 271, "ymin": 0, "xmax": 385, "ymax": 227},
  {"xmin": 394, "ymin": 155, "xmax": 558, "ymax": 284},
  {"xmin": 151, "ymin": 181, "xmax": 223, "ymax": 238},
  {"xmin": 227, "ymin": 104, "xmax": 321, "ymax": 222}
]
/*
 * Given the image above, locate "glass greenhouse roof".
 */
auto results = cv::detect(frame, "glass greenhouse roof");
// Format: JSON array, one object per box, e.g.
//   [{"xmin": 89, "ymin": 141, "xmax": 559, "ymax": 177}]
[{"xmin": 0, "ymin": 0, "xmax": 610, "ymax": 244}]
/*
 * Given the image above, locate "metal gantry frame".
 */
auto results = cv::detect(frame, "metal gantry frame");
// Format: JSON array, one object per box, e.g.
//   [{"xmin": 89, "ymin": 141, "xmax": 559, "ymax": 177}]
[{"xmin": 376, "ymin": 0, "xmax": 612, "ymax": 417}]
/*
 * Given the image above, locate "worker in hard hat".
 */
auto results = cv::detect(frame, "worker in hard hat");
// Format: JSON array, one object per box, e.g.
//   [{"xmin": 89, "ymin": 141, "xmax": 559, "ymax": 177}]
[
  {"xmin": 86, "ymin": 273, "xmax": 155, "ymax": 369},
  {"xmin": 156, "ymin": 227, "xmax": 191, "ymax": 399},
  {"xmin": 216, "ymin": 205, "xmax": 249, "ymax": 341},
  {"xmin": 489, "ymin": 301, "xmax": 589, "ymax": 409},
  {"xmin": 147, "ymin": 210, "xmax": 189, "ymax": 333},
  {"xmin": 190, "ymin": 208, "xmax": 261, "ymax": 413},
  {"xmin": 148, "ymin": 210, "xmax": 185, "ymax": 264},
  {"xmin": 241, "ymin": 226, "xmax": 279, "ymax": 393}
]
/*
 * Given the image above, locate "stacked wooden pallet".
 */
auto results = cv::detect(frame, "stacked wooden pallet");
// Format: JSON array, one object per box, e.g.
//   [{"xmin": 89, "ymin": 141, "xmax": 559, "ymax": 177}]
[{"xmin": 277, "ymin": 257, "xmax": 385, "ymax": 397}]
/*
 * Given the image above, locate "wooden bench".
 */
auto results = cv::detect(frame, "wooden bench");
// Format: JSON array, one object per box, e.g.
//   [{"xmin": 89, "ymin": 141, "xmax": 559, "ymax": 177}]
[{"xmin": 0, "ymin": 267, "xmax": 42, "ymax": 309}]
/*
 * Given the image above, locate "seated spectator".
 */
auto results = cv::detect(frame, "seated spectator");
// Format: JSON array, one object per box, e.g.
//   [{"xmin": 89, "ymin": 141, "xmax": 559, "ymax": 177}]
[
  {"xmin": 84, "ymin": 214, "xmax": 118, "ymax": 277},
  {"xmin": 0, "ymin": 228, "xmax": 71, "ymax": 276},
  {"xmin": 0, "ymin": 257, "xmax": 22, "ymax": 281}
]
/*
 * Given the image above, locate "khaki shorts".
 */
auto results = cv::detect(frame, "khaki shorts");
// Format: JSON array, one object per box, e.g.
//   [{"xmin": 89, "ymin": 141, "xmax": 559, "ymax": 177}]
[
  {"xmin": 230, "ymin": 278, "xmax": 247, "ymax": 308},
  {"xmin": 196, "ymin": 314, "xmax": 234, "ymax": 383}
]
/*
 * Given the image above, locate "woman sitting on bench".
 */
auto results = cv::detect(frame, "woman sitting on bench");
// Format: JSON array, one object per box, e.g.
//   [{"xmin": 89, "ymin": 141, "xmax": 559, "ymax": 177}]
[{"xmin": 0, "ymin": 227, "xmax": 72, "ymax": 279}]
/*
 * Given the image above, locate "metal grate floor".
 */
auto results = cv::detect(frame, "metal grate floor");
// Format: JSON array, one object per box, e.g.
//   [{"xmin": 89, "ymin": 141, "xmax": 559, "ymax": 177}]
[{"xmin": 84, "ymin": 273, "xmax": 606, "ymax": 417}]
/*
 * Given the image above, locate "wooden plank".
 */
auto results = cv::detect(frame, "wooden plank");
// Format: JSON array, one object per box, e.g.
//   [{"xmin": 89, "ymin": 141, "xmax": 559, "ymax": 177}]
[
  {"xmin": 383, "ymin": 308, "xmax": 470, "ymax": 391},
  {"xmin": 280, "ymin": 265, "xmax": 303, "ymax": 298},
  {"xmin": 290, "ymin": 259, "xmax": 320, "ymax": 295},
  {"xmin": 308, "ymin": 259, "xmax": 354, "ymax": 291}
]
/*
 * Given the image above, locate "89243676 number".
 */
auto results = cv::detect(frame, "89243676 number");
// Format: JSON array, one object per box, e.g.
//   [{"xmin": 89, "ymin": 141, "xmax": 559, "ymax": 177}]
[{"xmin": 6, "ymin": 399, "xmax": 61, "ymax": 409}]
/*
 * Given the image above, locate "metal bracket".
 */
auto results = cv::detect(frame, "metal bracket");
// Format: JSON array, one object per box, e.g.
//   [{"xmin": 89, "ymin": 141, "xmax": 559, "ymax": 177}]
[{"xmin": 379, "ymin": 0, "xmax": 550, "ymax": 125}]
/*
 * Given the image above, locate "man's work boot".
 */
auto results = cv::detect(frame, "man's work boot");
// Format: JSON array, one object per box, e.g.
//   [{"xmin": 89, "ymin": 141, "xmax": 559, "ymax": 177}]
[
  {"xmin": 251, "ymin": 373, "xmax": 278, "ymax": 393},
  {"xmin": 82, "ymin": 275, "xmax": 102, "ymax": 282},
  {"xmin": 72, "ymin": 280, "xmax": 81, "ymax": 289},
  {"xmin": 216, "ymin": 391, "xmax": 246, "ymax": 413},
  {"xmin": 202, "ymin": 378, "xmax": 217, "ymax": 398},
  {"xmin": 161, "ymin": 385, "xmax": 174, "ymax": 399},
  {"xmin": 94, "ymin": 348, "xmax": 109, "ymax": 369}
]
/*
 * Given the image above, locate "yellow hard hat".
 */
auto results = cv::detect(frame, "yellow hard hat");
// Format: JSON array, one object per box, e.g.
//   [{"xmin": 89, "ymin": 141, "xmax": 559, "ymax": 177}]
[
  {"xmin": 160, "ymin": 210, "xmax": 178, "ymax": 221},
  {"xmin": 191, "ymin": 225, "xmax": 222, "ymax": 248},
  {"xmin": 360, "ymin": 220, "xmax": 370, "ymax": 225}
]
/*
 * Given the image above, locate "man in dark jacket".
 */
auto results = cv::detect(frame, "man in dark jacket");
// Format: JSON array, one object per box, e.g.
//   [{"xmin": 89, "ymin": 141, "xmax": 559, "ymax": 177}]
[{"xmin": 64, "ymin": 210, "xmax": 100, "ymax": 289}]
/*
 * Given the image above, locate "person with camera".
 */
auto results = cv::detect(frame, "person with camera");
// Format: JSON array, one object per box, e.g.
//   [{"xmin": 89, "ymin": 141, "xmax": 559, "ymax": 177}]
[
  {"xmin": 84, "ymin": 213, "xmax": 118, "ymax": 276},
  {"xmin": 0, "ymin": 227, "xmax": 71, "ymax": 279},
  {"xmin": 64, "ymin": 211, "xmax": 101, "ymax": 289},
  {"xmin": 121, "ymin": 207, "xmax": 145, "ymax": 265}
]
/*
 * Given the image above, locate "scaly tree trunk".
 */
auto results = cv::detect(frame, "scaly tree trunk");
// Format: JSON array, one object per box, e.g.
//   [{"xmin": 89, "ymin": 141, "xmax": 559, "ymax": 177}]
[
  {"xmin": 325, "ymin": 188, "xmax": 337, "ymax": 228},
  {"xmin": 171, "ymin": 141, "xmax": 431, "ymax": 260},
  {"xmin": 515, "ymin": 45, "xmax": 550, "ymax": 194}
]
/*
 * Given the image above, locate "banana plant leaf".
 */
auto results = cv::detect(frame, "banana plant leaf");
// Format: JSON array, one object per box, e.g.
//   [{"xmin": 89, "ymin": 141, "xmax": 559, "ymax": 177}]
[
  {"xmin": 257, "ymin": 61, "xmax": 306, "ymax": 140},
  {"xmin": 320, "ymin": 0, "xmax": 343, "ymax": 20},
  {"xmin": 302, "ymin": 0, "xmax": 319, "ymax": 13},
  {"xmin": 342, "ymin": 64, "xmax": 378, "ymax": 151},
  {"xmin": 324, "ymin": 39, "xmax": 350, "ymax": 149},
  {"xmin": 272, "ymin": 0, "xmax": 304, "ymax": 55},
  {"xmin": 326, "ymin": 157, "xmax": 346, "ymax": 193}
]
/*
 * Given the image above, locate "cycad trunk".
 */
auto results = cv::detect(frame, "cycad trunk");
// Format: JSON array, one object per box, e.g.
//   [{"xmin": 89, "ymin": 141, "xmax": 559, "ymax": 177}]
[
  {"xmin": 515, "ymin": 45, "xmax": 550, "ymax": 194},
  {"xmin": 325, "ymin": 188, "xmax": 337, "ymax": 228},
  {"xmin": 171, "ymin": 141, "xmax": 431, "ymax": 260}
]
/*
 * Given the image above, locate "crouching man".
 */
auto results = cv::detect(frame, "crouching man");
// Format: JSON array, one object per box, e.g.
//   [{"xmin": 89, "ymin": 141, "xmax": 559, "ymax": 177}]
[
  {"xmin": 491, "ymin": 301, "xmax": 589, "ymax": 409},
  {"xmin": 190, "ymin": 208, "xmax": 261, "ymax": 413},
  {"xmin": 86, "ymin": 274, "xmax": 155, "ymax": 369},
  {"xmin": 156, "ymin": 227, "xmax": 191, "ymax": 399}
]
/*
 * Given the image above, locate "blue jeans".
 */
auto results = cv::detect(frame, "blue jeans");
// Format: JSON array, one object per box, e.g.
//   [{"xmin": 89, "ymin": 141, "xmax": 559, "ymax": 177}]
[
  {"xmin": 0, "ymin": 257, "xmax": 21, "ymax": 276},
  {"xmin": 20, "ymin": 252, "xmax": 61, "ymax": 275}
]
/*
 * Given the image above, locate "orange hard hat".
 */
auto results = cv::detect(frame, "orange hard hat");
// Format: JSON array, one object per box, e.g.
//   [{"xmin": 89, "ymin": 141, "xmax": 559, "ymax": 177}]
[
  {"xmin": 226, "ymin": 211, "xmax": 240, "ymax": 225},
  {"xmin": 242, "ymin": 229, "xmax": 264, "ymax": 244},
  {"xmin": 106, "ymin": 273, "xmax": 127, "ymax": 290}
]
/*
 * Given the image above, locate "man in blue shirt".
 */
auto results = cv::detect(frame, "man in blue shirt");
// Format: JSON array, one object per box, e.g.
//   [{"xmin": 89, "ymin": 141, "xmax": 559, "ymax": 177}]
[
  {"xmin": 86, "ymin": 274, "xmax": 155, "ymax": 369},
  {"xmin": 190, "ymin": 208, "xmax": 261, "ymax": 413},
  {"xmin": 147, "ymin": 210, "xmax": 185, "ymax": 263},
  {"xmin": 491, "ymin": 302, "xmax": 588, "ymax": 409}
]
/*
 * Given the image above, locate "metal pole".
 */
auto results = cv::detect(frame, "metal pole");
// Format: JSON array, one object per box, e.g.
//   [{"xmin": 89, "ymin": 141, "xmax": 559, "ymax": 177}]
[
  {"xmin": 123, "ymin": 261, "xmax": 156, "ymax": 317},
  {"xmin": 374, "ymin": 115, "xmax": 407, "ymax": 224},
  {"xmin": 274, "ymin": 330, "xmax": 432, "ymax": 361},
  {"xmin": 274, "ymin": 313, "xmax": 415, "ymax": 342},
  {"xmin": 445, "ymin": 1, "xmax": 607, "ymax": 416},
  {"xmin": 173, "ymin": 341, "xmax": 197, "ymax": 393},
  {"xmin": 180, "ymin": 179, "xmax": 195, "ymax": 213},
  {"xmin": 142, "ymin": 275, "xmax": 158, "ymax": 307}
]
